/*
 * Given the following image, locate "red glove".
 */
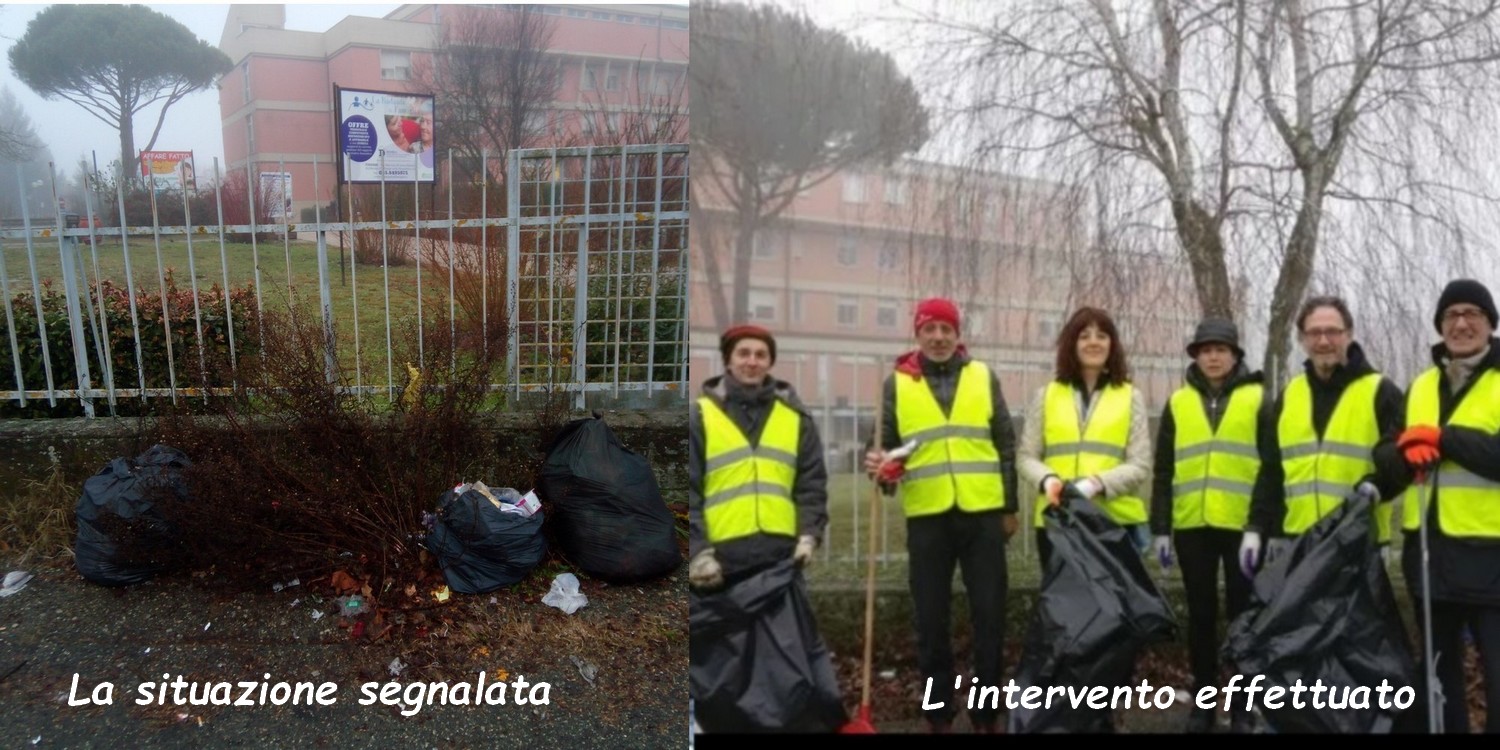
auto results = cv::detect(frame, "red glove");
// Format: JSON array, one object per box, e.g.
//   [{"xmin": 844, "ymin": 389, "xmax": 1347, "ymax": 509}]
[
  {"xmin": 1397, "ymin": 425, "xmax": 1442, "ymax": 475},
  {"xmin": 877, "ymin": 458, "xmax": 906, "ymax": 484}
]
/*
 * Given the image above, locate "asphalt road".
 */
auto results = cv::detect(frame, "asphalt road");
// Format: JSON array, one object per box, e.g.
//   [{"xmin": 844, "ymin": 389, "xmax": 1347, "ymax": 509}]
[{"xmin": 0, "ymin": 562, "xmax": 687, "ymax": 749}]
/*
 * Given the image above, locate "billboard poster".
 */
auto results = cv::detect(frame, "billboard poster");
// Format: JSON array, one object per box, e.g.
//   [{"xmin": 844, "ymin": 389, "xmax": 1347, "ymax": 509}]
[
  {"xmin": 259, "ymin": 172, "xmax": 293, "ymax": 221},
  {"xmin": 140, "ymin": 151, "xmax": 196, "ymax": 191},
  {"xmin": 334, "ymin": 86, "xmax": 435, "ymax": 184}
]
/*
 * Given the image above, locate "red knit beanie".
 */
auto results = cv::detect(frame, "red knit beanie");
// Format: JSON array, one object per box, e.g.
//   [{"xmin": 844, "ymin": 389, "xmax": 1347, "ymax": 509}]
[
  {"xmin": 914, "ymin": 298, "xmax": 960, "ymax": 335},
  {"xmin": 720, "ymin": 324, "xmax": 776, "ymax": 364}
]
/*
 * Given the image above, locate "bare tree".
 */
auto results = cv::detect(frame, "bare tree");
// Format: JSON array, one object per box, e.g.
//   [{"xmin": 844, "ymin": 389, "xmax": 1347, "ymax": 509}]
[
  {"xmin": 410, "ymin": 5, "xmax": 561, "ymax": 183},
  {"xmin": 692, "ymin": 0, "xmax": 930, "ymax": 330},
  {"xmin": 0, "ymin": 87, "xmax": 54, "ymax": 220},
  {"xmin": 899, "ymin": 0, "xmax": 1500, "ymax": 380}
]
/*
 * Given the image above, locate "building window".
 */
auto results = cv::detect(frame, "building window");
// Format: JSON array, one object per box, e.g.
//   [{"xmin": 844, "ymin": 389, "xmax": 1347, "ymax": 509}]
[
  {"xmin": 580, "ymin": 112, "xmax": 596, "ymax": 134},
  {"xmin": 842, "ymin": 172, "xmax": 865, "ymax": 203},
  {"xmin": 605, "ymin": 70, "xmax": 620, "ymax": 91},
  {"xmin": 749, "ymin": 290, "xmax": 777, "ymax": 322},
  {"xmin": 524, "ymin": 111, "xmax": 547, "ymax": 137},
  {"xmin": 878, "ymin": 245, "xmax": 900, "ymax": 271},
  {"xmin": 837, "ymin": 297, "xmax": 859, "ymax": 327},
  {"xmin": 969, "ymin": 307, "xmax": 987, "ymax": 337},
  {"xmin": 380, "ymin": 50, "xmax": 411, "ymax": 80},
  {"xmin": 792, "ymin": 291, "xmax": 804, "ymax": 323},
  {"xmin": 752, "ymin": 231, "xmax": 778, "ymax": 260},
  {"xmin": 838, "ymin": 235, "xmax": 858, "ymax": 267},
  {"xmin": 566, "ymin": 8, "xmax": 586, "ymax": 18},
  {"xmin": 877, "ymin": 302, "xmax": 898, "ymax": 329},
  {"xmin": 581, "ymin": 64, "xmax": 597, "ymax": 91},
  {"xmin": 884, "ymin": 176, "xmax": 906, "ymax": 205},
  {"xmin": 604, "ymin": 112, "xmax": 620, "ymax": 132},
  {"xmin": 1037, "ymin": 317, "xmax": 1057, "ymax": 341}
]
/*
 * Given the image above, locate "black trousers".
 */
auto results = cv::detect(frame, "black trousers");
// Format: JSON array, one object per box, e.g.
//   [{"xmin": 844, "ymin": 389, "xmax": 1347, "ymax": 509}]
[
  {"xmin": 1175, "ymin": 528, "xmax": 1252, "ymax": 698},
  {"xmin": 908, "ymin": 508, "xmax": 1008, "ymax": 727},
  {"xmin": 1416, "ymin": 600, "xmax": 1500, "ymax": 733}
]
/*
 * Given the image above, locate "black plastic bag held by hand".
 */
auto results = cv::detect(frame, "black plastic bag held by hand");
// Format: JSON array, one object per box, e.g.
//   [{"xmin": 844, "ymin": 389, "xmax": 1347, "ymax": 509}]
[
  {"xmin": 1222, "ymin": 493, "xmax": 1419, "ymax": 733},
  {"xmin": 1007, "ymin": 500, "xmax": 1177, "ymax": 733}
]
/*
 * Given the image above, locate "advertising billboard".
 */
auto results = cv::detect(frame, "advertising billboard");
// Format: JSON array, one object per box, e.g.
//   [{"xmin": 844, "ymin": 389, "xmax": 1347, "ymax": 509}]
[
  {"xmin": 140, "ymin": 151, "xmax": 197, "ymax": 191},
  {"xmin": 334, "ymin": 86, "xmax": 435, "ymax": 184}
]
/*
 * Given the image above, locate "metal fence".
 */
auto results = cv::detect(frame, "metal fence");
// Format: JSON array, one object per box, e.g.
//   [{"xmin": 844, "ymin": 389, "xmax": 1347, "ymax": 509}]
[{"xmin": 0, "ymin": 144, "xmax": 688, "ymax": 417}]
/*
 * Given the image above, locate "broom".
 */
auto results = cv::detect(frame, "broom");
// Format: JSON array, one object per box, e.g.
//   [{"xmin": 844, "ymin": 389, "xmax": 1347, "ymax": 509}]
[{"xmin": 841, "ymin": 396, "xmax": 885, "ymax": 734}]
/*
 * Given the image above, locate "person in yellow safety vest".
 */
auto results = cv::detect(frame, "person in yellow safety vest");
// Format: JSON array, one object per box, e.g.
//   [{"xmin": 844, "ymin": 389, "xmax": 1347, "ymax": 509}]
[
  {"xmin": 1018, "ymin": 306, "xmax": 1152, "ymax": 569},
  {"xmin": 861, "ymin": 297, "xmax": 1019, "ymax": 734},
  {"xmin": 1149, "ymin": 318, "xmax": 1272, "ymax": 734},
  {"xmin": 1241, "ymin": 295, "xmax": 1406, "ymax": 577},
  {"xmin": 1374, "ymin": 278, "xmax": 1500, "ymax": 733},
  {"xmin": 688, "ymin": 324, "xmax": 829, "ymax": 590}
]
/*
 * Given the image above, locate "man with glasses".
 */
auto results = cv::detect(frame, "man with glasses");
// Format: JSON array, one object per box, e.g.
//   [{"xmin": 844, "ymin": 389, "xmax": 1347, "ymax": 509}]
[
  {"xmin": 1241, "ymin": 296, "xmax": 1406, "ymax": 577},
  {"xmin": 1375, "ymin": 278, "xmax": 1500, "ymax": 732}
]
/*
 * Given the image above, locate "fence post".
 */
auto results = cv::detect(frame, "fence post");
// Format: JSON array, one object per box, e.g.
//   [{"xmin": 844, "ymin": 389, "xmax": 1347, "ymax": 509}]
[
  {"xmin": 573, "ymin": 147, "xmax": 591, "ymax": 411},
  {"xmin": 51, "ymin": 165, "xmax": 94, "ymax": 417},
  {"xmin": 315, "ymin": 155, "xmax": 336, "ymax": 386},
  {"xmin": 507, "ymin": 149, "xmax": 521, "ymax": 403}
]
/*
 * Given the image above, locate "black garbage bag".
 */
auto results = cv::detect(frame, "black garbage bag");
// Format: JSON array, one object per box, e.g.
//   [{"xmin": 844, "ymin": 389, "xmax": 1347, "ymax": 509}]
[
  {"xmin": 73, "ymin": 444, "xmax": 191, "ymax": 587},
  {"xmin": 1223, "ymin": 493, "xmax": 1419, "ymax": 733},
  {"xmin": 538, "ymin": 412, "xmax": 681, "ymax": 583},
  {"xmin": 690, "ymin": 559, "xmax": 847, "ymax": 733},
  {"xmin": 1008, "ymin": 499, "xmax": 1178, "ymax": 734},
  {"xmin": 424, "ymin": 486, "xmax": 547, "ymax": 595}
]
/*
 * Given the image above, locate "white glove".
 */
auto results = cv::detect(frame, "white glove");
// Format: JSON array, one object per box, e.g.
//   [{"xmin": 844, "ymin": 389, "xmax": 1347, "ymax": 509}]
[
  {"xmin": 1379, "ymin": 544, "xmax": 1391, "ymax": 567},
  {"xmin": 689, "ymin": 549, "xmax": 723, "ymax": 590},
  {"xmin": 886, "ymin": 439, "xmax": 920, "ymax": 461},
  {"xmin": 1152, "ymin": 535, "xmax": 1173, "ymax": 569},
  {"xmin": 793, "ymin": 535, "xmax": 817, "ymax": 568},
  {"xmin": 1355, "ymin": 481, "xmax": 1380, "ymax": 503},
  {"xmin": 1076, "ymin": 477, "xmax": 1103, "ymax": 498},
  {"xmin": 1239, "ymin": 531, "xmax": 1262, "ymax": 579}
]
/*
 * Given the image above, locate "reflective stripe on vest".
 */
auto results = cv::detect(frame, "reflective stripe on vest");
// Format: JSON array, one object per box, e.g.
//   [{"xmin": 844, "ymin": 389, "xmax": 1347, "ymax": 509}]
[
  {"xmin": 1401, "ymin": 367, "xmax": 1500, "ymax": 538},
  {"xmin": 1278, "ymin": 373, "xmax": 1389, "ymax": 540},
  {"xmin": 1036, "ymin": 381, "xmax": 1145, "ymax": 527},
  {"xmin": 894, "ymin": 360, "xmax": 1005, "ymax": 517},
  {"xmin": 1169, "ymin": 382, "xmax": 1263, "ymax": 531},
  {"xmin": 698, "ymin": 396, "xmax": 799, "ymax": 544}
]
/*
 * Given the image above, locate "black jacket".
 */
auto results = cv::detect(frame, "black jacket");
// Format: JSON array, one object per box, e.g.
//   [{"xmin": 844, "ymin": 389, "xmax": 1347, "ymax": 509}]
[
  {"xmin": 1379, "ymin": 338, "xmax": 1500, "ymax": 606},
  {"xmin": 1149, "ymin": 361, "xmax": 1271, "ymax": 536},
  {"xmin": 688, "ymin": 374, "xmax": 829, "ymax": 576},
  {"xmin": 872, "ymin": 348, "xmax": 1019, "ymax": 514},
  {"xmin": 1247, "ymin": 341, "xmax": 1406, "ymax": 536}
]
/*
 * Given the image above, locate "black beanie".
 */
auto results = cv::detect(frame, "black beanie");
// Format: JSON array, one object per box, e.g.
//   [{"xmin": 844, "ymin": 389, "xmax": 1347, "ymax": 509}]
[{"xmin": 1434, "ymin": 279, "xmax": 1498, "ymax": 333}]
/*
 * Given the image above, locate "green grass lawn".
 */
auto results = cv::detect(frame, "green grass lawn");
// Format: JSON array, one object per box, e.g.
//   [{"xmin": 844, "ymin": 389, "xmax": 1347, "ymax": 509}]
[
  {"xmin": 1, "ymin": 236, "xmax": 467, "ymax": 390},
  {"xmin": 809, "ymin": 471, "xmax": 1414, "ymax": 596}
]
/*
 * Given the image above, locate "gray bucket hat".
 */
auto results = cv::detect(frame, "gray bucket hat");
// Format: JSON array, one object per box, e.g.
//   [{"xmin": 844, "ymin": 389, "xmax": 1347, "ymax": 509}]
[{"xmin": 1186, "ymin": 318, "xmax": 1244, "ymax": 359}]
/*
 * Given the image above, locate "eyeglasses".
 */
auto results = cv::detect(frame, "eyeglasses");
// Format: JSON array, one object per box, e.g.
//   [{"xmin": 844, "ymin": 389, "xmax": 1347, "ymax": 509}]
[
  {"xmin": 1442, "ymin": 308, "xmax": 1488, "ymax": 325},
  {"xmin": 1301, "ymin": 327, "xmax": 1347, "ymax": 341}
]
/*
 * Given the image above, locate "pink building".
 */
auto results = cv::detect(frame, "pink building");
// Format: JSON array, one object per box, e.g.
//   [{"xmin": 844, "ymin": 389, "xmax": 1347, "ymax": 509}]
[
  {"xmin": 218, "ymin": 3, "xmax": 688, "ymax": 216},
  {"xmin": 691, "ymin": 160, "xmax": 1200, "ymax": 462}
]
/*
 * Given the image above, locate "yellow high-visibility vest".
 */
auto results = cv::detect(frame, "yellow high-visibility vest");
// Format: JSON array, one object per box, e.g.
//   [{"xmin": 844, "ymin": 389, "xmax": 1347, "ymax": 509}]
[
  {"xmin": 1035, "ymin": 381, "xmax": 1145, "ymax": 528},
  {"xmin": 698, "ymin": 396, "xmax": 799, "ymax": 545},
  {"xmin": 1168, "ymin": 382, "xmax": 1263, "ymax": 531},
  {"xmin": 1277, "ymin": 373, "xmax": 1390, "ymax": 540},
  {"xmin": 894, "ymin": 361, "xmax": 1005, "ymax": 517},
  {"xmin": 1401, "ymin": 367, "xmax": 1500, "ymax": 537}
]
